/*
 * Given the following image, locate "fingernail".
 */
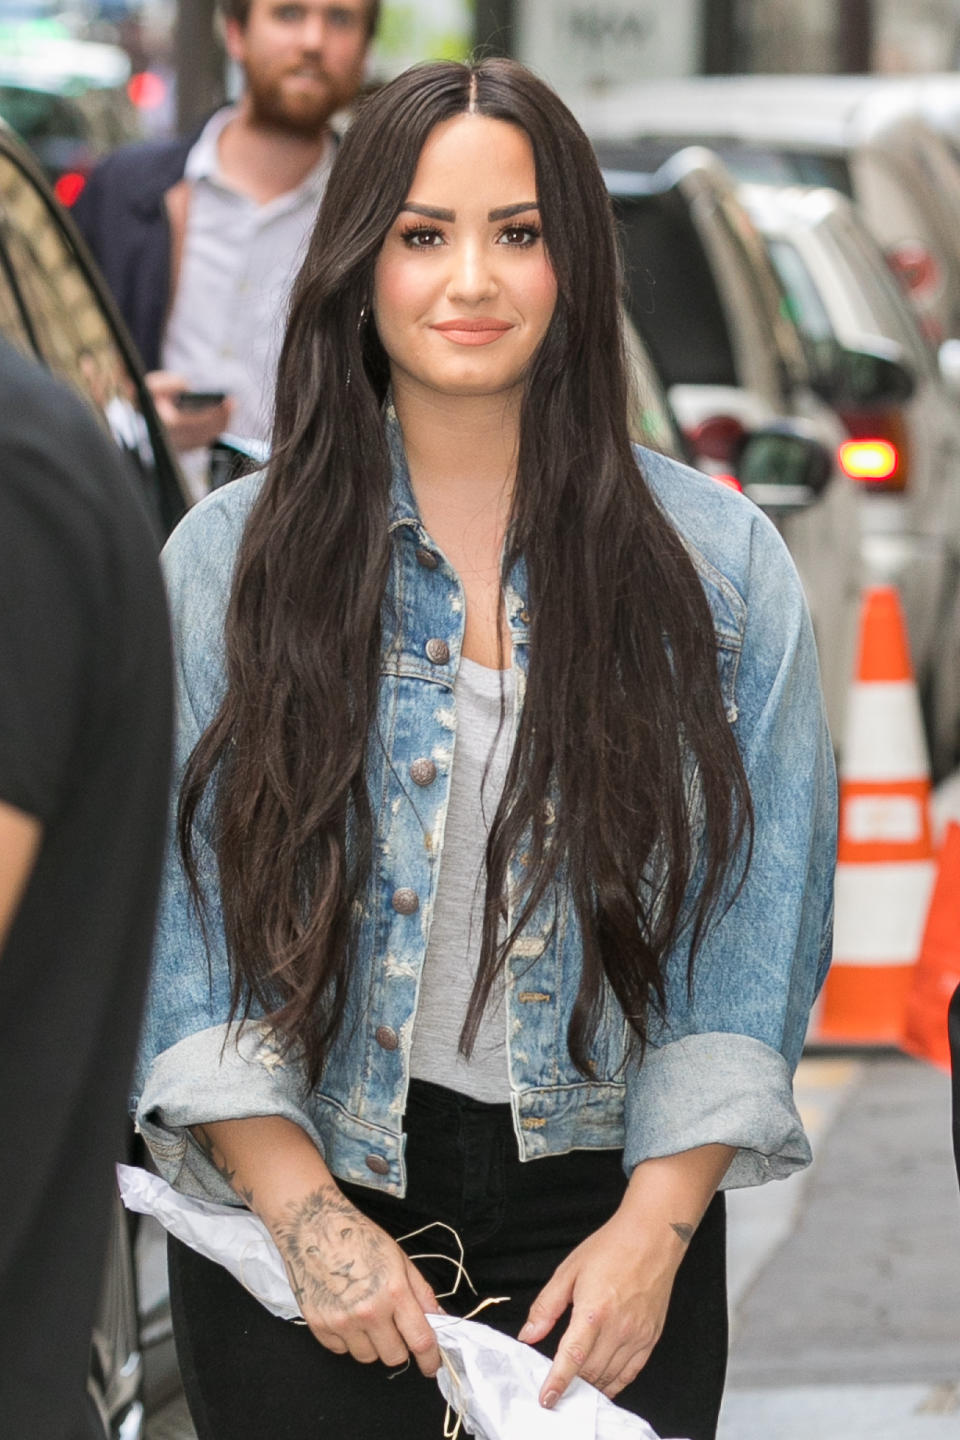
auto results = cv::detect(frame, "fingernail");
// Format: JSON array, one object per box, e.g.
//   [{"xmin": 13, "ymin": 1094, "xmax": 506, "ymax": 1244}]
[
  {"xmin": 542, "ymin": 1390, "xmax": 560, "ymax": 1411},
  {"xmin": 518, "ymin": 1323, "xmax": 535, "ymax": 1341}
]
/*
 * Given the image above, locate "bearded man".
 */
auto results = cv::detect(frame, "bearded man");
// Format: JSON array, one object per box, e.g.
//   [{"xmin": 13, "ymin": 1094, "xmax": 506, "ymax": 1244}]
[{"xmin": 73, "ymin": 1, "xmax": 377, "ymax": 464}]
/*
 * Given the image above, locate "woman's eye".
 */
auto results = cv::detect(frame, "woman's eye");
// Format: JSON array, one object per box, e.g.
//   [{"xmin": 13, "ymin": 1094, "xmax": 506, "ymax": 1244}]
[
  {"xmin": 498, "ymin": 225, "xmax": 542, "ymax": 247},
  {"xmin": 401, "ymin": 227, "xmax": 444, "ymax": 249}
]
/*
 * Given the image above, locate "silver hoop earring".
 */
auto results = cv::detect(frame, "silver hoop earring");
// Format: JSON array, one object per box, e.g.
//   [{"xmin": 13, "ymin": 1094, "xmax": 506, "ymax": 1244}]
[{"xmin": 347, "ymin": 305, "xmax": 370, "ymax": 389}]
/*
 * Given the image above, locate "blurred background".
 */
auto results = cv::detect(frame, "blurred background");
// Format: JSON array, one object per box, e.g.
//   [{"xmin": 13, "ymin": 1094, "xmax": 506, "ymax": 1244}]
[{"xmin": 9, "ymin": 1, "xmax": 960, "ymax": 201}]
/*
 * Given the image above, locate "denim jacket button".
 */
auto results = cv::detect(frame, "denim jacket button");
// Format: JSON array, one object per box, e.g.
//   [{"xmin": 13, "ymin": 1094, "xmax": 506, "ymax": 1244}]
[
  {"xmin": 365, "ymin": 1154, "xmax": 390, "ymax": 1176},
  {"xmin": 425, "ymin": 638, "xmax": 450, "ymax": 665},
  {"xmin": 415, "ymin": 546, "xmax": 439, "ymax": 570},
  {"xmin": 391, "ymin": 887, "xmax": 420, "ymax": 915},
  {"xmin": 376, "ymin": 1025, "xmax": 399, "ymax": 1051},
  {"xmin": 410, "ymin": 758, "xmax": 437, "ymax": 787}
]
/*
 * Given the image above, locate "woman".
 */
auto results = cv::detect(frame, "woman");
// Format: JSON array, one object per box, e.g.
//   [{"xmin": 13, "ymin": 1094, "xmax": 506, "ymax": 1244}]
[{"xmin": 137, "ymin": 59, "xmax": 836, "ymax": 1440}]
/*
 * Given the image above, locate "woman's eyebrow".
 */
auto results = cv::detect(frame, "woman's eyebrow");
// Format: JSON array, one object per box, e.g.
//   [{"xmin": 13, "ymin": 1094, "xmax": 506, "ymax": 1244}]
[
  {"xmin": 488, "ymin": 202, "xmax": 540, "ymax": 220},
  {"xmin": 398, "ymin": 201, "xmax": 540, "ymax": 222},
  {"xmin": 400, "ymin": 203, "xmax": 455, "ymax": 221}
]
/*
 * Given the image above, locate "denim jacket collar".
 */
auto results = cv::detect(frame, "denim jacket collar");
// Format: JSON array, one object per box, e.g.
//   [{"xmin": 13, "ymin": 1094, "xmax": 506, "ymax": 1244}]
[{"xmin": 385, "ymin": 399, "xmax": 421, "ymax": 535}]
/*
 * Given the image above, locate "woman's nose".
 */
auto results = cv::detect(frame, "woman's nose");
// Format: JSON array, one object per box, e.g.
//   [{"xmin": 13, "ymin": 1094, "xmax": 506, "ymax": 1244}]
[{"xmin": 446, "ymin": 240, "xmax": 498, "ymax": 303}]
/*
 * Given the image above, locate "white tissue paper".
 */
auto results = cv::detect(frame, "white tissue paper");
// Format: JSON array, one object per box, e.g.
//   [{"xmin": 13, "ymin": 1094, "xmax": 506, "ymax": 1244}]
[{"xmin": 117, "ymin": 1164, "xmax": 678, "ymax": 1440}]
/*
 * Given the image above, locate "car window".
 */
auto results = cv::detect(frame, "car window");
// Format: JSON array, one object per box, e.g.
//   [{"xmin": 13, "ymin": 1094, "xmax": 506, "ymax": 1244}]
[
  {"xmin": 822, "ymin": 214, "xmax": 933, "ymax": 377},
  {"xmin": 0, "ymin": 143, "xmax": 184, "ymax": 532},
  {"xmin": 0, "ymin": 84, "xmax": 86, "ymax": 144},
  {"xmin": 597, "ymin": 139, "xmax": 853, "ymax": 195},
  {"xmin": 612, "ymin": 188, "xmax": 737, "ymax": 390},
  {"xmin": 718, "ymin": 147, "xmax": 853, "ymax": 196},
  {"xmin": 766, "ymin": 237, "xmax": 843, "ymax": 388},
  {"xmin": 693, "ymin": 185, "xmax": 807, "ymax": 405}
]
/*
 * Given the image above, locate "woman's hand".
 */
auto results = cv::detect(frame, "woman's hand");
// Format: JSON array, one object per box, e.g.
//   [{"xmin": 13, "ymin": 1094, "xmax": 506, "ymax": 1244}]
[
  {"xmin": 270, "ymin": 1183, "xmax": 444, "ymax": 1376},
  {"xmin": 518, "ymin": 1208, "xmax": 682, "ymax": 1404},
  {"xmin": 519, "ymin": 1142, "xmax": 735, "ymax": 1408},
  {"xmin": 190, "ymin": 1116, "xmax": 442, "ymax": 1376}
]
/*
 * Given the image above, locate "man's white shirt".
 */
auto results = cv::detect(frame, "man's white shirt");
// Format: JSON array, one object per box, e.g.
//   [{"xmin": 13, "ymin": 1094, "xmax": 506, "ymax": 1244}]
[{"xmin": 161, "ymin": 106, "xmax": 334, "ymax": 448}]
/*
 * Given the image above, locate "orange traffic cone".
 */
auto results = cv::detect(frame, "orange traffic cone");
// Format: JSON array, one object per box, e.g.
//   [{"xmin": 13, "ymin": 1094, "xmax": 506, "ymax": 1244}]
[
  {"xmin": 901, "ymin": 821, "xmax": 960, "ymax": 1071},
  {"xmin": 816, "ymin": 585, "xmax": 937, "ymax": 1044}
]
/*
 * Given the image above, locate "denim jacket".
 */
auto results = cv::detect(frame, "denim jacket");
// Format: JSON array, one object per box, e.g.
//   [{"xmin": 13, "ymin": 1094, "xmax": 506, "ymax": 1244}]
[{"xmin": 135, "ymin": 407, "xmax": 837, "ymax": 1205}]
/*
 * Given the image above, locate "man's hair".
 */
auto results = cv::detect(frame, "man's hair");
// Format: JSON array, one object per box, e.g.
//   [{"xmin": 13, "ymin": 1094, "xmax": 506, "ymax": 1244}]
[{"xmin": 219, "ymin": 1, "xmax": 381, "ymax": 37}]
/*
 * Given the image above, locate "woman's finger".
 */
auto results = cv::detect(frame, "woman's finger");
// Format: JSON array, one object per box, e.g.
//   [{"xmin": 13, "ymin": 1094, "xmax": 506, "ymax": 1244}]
[
  {"xmin": 394, "ymin": 1293, "xmax": 443, "ymax": 1376},
  {"xmin": 580, "ymin": 1338, "xmax": 643, "ymax": 1396},
  {"xmin": 519, "ymin": 1265, "xmax": 573, "ymax": 1347},
  {"xmin": 602, "ymin": 1345, "xmax": 653, "ymax": 1398},
  {"xmin": 362, "ymin": 1314, "xmax": 415, "ymax": 1371},
  {"xmin": 344, "ymin": 1332, "xmax": 380, "ymax": 1364},
  {"xmin": 310, "ymin": 1325, "xmax": 349, "ymax": 1355},
  {"xmin": 538, "ymin": 1313, "xmax": 603, "ymax": 1408},
  {"xmin": 404, "ymin": 1258, "xmax": 442, "ymax": 1316}
]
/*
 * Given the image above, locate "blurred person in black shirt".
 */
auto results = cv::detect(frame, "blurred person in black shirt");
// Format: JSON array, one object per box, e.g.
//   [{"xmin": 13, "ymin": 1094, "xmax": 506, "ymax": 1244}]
[{"xmin": 0, "ymin": 339, "xmax": 172, "ymax": 1438}]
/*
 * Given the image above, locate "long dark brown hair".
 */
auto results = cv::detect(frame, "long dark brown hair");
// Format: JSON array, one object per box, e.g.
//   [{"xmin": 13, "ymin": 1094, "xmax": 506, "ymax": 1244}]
[{"xmin": 180, "ymin": 59, "xmax": 753, "ymax": 1085}]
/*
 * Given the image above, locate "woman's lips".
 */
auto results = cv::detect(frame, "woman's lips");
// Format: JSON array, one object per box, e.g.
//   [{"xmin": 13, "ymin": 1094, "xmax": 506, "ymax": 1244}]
[{"xmin": 431, "ymin": 319, "xmax": 513, "ymax": 347}]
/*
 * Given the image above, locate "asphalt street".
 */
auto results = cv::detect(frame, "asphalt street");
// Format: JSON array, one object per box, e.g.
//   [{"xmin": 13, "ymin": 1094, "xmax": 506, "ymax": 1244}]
[{"xmin": 146, "ymin": 1050, "xmax": 960, "ymax": 1439}]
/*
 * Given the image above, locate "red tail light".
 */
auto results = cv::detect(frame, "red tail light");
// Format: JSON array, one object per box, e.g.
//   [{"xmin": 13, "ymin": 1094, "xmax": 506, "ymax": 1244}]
[
  {"xmin": 885, "ymin": 242, "xmax": 940, "ymax": 298},
  {"xmin": 711, "ymin": 472, "xmax": 743, "ymax": 492},
  {"xmin": 836, "ymin": 407, "xmax": 910, "ymax": 493},
  {"xmin": 53, "ymin": 171, "xmax": 87, "ymax": 207},
  {"xmin": 839, "ymin": 439, "xmax": 899, "ymax": 482},
  {"xmin": 127, "ymin": 71, "xmax": 168, "ymax": 111},
  {"xmin": 686, "ymin": 414, "xmax": 746, "ymax": 463}
]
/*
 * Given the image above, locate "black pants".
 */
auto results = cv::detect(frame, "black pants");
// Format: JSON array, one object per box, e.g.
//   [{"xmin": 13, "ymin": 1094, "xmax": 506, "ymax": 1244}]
[{"xmin": 170, "ymin": 1080, "xmax": 728, "ymax": 1440}]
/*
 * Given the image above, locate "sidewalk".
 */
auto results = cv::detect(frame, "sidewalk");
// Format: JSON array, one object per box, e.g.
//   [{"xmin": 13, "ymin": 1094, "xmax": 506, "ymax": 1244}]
[{"xmin": 718, "ymin": 1052, "xmax": 960, "ymax": 1439}]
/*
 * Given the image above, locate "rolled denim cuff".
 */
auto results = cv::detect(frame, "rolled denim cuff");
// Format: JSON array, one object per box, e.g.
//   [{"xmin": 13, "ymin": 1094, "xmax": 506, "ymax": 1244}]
[
  {"xmin": 135, "ymin": 1022, "xmax": 324, "ymax": 1206},
  {"xmin": 623, "ymin": 1031, "xmax": 811, "ymax": 1189}
]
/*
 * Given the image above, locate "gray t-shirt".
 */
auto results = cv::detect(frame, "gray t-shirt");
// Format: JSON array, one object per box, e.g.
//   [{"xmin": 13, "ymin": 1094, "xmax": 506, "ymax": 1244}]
[{"xmin": 409, "ymin": 657, "xmax": 515, "ymax": 1102}]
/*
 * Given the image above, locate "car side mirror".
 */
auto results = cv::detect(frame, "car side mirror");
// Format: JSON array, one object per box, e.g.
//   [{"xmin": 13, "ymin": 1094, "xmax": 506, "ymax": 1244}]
[
  {"xmin": 813, "ymin": 341, "xmax": 916, "ymax": 409},
  {"xmin": 737, "ymin": 423, "xmax": 833, "ymax": 513}
]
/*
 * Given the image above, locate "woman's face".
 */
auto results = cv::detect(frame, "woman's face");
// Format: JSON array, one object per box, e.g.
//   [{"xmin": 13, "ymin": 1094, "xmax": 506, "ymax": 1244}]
[{"xmin": 373, "ymin": 114, "xmax": 558, "ymax": 404}]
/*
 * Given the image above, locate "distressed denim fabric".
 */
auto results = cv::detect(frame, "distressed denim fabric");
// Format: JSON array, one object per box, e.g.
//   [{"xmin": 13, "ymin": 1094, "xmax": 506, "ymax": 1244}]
[{"xmin": 136, "ymin": 406, "xmax": 837, "ymax": 1205}]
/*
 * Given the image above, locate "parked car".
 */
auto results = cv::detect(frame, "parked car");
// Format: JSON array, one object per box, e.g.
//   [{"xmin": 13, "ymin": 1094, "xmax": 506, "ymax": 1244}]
[
  {"xmin": 741, "ymin": 180, "xmax": 960, "ymax": 774},
  {"xmin": 0, "ymin": 113, "xmax": 187, "ymax": 1437},
  {"xmin": 0, "ymin": 29, "xmax": 139, "ymax": 200},
  {"xmin": 0, "ymin": 115, "xmax": 184, "ymax": 533},
  {"xmin": 600, "ymin": 146, "xmax": 860, "ymax": 741},
  {"xmin": 576, "ymin": 75, "xmax": 960, "ymax": 353}
]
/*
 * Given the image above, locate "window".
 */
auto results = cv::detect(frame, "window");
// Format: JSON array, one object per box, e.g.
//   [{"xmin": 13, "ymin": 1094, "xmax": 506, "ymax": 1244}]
[
  {"xmin": 767, "ymin": 238, "xmax": 842, "ymax": 390},
  {"xmin": 613, "ymin": 189, "xmax": 737, "ymax": 389}
]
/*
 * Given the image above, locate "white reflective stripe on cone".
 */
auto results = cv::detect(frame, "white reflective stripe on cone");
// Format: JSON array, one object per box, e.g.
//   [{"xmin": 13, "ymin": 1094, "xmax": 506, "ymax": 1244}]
[
  {"xmin": 842, "ymin": 682, "xmax": 929, "ymax": 780},
  {"xmin": 845, "ymin": 793, "xmax": 926, "ymax": 844},
  {"xmin": 832, "ymin": 860, "xmax": 937, "ymax": 964}
]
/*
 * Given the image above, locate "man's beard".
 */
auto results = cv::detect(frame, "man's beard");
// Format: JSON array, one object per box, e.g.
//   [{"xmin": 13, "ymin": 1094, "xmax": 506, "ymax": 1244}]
[{"xmin": 244, "ymin": 67, "xmax": 336, "ymax": 138}]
